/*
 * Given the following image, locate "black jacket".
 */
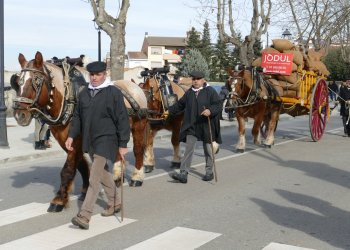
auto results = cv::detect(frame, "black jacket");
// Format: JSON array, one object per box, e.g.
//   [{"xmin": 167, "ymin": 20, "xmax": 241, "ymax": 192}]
[
  {"xmin": 339, "ymin": 85, "xmax": 350, "ymax": 117},
  {"xmin": 169, "ymin": 83, "xmax": 222, "ymax": 144},
  {"xmin": 69, "ymin": 85, "xmax": 130, "ymax": 162}
]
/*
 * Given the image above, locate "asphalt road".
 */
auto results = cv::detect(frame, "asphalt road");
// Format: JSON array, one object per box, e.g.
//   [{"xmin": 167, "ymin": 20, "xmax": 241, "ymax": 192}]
[{"xmin": 0, "ymin": 113, "xmax": 349, "ymax": 250}]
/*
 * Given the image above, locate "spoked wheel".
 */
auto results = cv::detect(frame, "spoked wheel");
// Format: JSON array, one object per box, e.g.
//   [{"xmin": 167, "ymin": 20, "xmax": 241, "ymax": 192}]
[{"xmin": 309, "ymin": 78, "xmax": 329, "ymax": 141}]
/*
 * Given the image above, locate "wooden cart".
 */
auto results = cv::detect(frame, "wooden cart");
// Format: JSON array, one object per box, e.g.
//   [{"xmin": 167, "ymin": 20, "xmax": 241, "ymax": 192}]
[{"xmin": 262, "ymin": 70, "xmax": 329, "ymax": 141}]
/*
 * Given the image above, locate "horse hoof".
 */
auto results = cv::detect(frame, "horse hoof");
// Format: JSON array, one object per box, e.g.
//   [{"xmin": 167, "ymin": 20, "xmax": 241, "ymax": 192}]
[
  {"xmin": 78, "ymin": 192, "xmax": 86, "ymax": 201},
  {"xmin": 144, "ymin": 165, "xmax": 154, "ymax": 173},
  {"xmin": 171, "ymin": 162, "xmax": 180, "ymax": 169},
  {"xmin": 129, "ymin": 180, "xmax": 143, "ymax": 187},
  {"xmin": 236, "ymin": 149, "xmax": 245, "ymax": 153},
  {"xmin": 47, "ymin": 203, "xmax": 64, "ymax": 212},
  {"xmin": 264, "ymin": 144, "xmax": 272, "ymax": 148}
]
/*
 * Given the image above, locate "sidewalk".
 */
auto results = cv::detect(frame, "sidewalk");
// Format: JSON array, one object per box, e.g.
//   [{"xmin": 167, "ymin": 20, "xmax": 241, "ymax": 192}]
[{"xmin": 0, "ymin": 117, "xmax": 237, "ymax": 166}]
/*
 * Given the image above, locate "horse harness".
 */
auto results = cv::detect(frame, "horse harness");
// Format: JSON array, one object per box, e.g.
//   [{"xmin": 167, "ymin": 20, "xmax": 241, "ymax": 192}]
[
  {"xmin": 14, "ymin": 61, "xmax": 82, "ymax": 126},
  {"xmin": 228, "ymin": 68, "xmax": 279, "ymax": 109}
]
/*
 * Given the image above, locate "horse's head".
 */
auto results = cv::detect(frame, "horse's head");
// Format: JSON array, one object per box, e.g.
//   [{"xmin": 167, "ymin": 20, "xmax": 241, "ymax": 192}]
[
  {"xmin": 140, "ymin": 67, "xmax": 171, "ymax": 113},
  {"xmin": 142, "ymin": 74, "xmax": 162, "ymax": 112},
  {"xmin": 13, "ymin": 51, "xmax": 53, "ymax": 126},
  {"xmin": 227, "ymin": 67, "xmax": 253, "ymax": 101}
]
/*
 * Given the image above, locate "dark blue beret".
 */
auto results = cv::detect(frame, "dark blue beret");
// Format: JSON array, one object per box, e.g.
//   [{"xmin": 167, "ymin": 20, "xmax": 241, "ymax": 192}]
[
  {"xmin": 190, "ymin": 70, "xmax": 205, "ymax": 79},
  {"xmin": 86, "ymin": 61, "xmax": 106, "ymax": 73}
]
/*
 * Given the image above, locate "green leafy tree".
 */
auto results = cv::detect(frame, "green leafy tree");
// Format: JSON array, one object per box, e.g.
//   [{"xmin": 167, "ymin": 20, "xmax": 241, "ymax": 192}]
[
  {"xmin": 200, "ymin": 20, "xmax": 212, "ymax": 65},
  {"xmin": 178, "ymin": 49, "xmax": 209, "ymax": 78},
  {"xmin": 186, "ymin": 27, "xmax": 201, "ymax": 50},
  {"xmin": 253, "ymin": 39, "xmax": 263, "ymax": 58},
  {"xmin": 324, "ymin": 47, "xmax": 350, "ymax": 81}
]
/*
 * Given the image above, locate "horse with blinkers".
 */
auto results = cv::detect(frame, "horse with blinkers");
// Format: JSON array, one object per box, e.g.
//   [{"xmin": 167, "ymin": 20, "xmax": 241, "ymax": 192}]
[
  {"xmin": 227, "ymin": 66, "xmax": 281, "ymax": 152},
  {"xmin": 11, "ymin": 51, "xmax": 148, "ymax": 212},
  {"xmin": 140, "ymin": 66, "xmax": 187, "ymax": 173}
]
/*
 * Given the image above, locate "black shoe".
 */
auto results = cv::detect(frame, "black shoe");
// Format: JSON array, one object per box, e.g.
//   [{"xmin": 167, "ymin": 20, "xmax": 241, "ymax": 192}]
[
  {"xmin": 202, "ymin": 173, "xmax": 214, "ymax": 181},
  {"xmin": 34, "ymin": 141, "xmax": 46, "ymax": 150},
  {"xmin": 171, "ymin": 170, "xmax": 188, "ymax": 183}
]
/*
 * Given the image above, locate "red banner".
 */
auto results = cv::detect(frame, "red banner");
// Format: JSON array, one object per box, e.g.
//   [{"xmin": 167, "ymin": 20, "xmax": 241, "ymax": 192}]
[{"xmin": 261, "ymin": 53, "xmax": 294, "ymax": 75}]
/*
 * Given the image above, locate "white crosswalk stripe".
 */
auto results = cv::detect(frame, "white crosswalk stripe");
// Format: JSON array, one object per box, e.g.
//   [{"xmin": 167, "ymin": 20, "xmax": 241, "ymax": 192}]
[
  {"xmin": 124, "ymin": 226, "xmax": 221, "ymax": 250},
  {"xmin": 0, "ymin": 202, "xmax": 48, "ymax": 227},
  {"xmin": 262, "ymin": 242, "xmax": 316, "ymax": 250},
  {"xmin": 0, "ymin": 215, "xmax": 136, "ymax": 250}
]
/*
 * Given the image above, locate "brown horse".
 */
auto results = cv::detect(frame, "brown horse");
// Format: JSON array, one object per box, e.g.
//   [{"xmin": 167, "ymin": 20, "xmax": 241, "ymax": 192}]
[
  {"xmin": 227, "ymin": 67, "xmax": 281, "ymax": 152},
  {"xmin": 12, "ymin": 51, "xmax": 148, "ymax": 212},
  {"xmin": 140, "ymin": 67, "xmax": 187, "ymax": 173}
]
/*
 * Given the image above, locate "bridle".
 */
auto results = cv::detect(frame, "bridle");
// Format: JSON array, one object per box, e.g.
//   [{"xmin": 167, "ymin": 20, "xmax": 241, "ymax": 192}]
[
  {"xmin": 13, "ymin": 61, "xmax": 74, "ymax": 125},
  {"xmin": 228, "ymin": 69, "xmax": 261, "ymax": 108},
  {"xmin": 13, "ymin": 66, "xmax": 51, "ymax": 112}
]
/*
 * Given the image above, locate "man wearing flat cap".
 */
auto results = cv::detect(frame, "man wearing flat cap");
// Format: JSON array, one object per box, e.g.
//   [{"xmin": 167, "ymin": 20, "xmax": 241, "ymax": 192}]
[
  {"xmin": 65, "ymin": 61, "xmax": 130, "ymax": 229},
  {"xmin": 168, "ymin": 70, "xmax": 222, "ymax": 183}
]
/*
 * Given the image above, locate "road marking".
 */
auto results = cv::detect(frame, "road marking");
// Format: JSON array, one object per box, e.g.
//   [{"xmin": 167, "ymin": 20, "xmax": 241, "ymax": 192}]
[
  {"xmin": 0, "ymin": 215, "xmax": 136, "ymax": 249},
  {"xmin": 124, "ymin": 226, "xmax": 221, "ymax": 250},
  {"xmin": 145, "ymin": 127, "xmax": 343, "ymax": 181},
  {"xmin": 0, "ymin": 202, "xmax": 48, "ymax": 227},
  {"xmin": 262, "ymin": 242, "xmax": 316, "ymax": 250},
  {"xmin": 0, "ymin": 195, "xmax": 82, "ymax": 227}
]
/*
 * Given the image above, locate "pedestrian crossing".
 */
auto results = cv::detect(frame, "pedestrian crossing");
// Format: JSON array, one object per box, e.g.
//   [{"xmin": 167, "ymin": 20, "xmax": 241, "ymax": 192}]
[
  {"xmin": 0, "ymin": 215, "xmax": 136, "ymax": 250},
  {"xmin": 262, "ymin": 242, "xmax": 316, "ymax": 250},
  {"xmin": 124, "ymin": 227, "xmax": 221, "ymax": 250},
  {"xmin": 0, "ymin": 199, "xmax": 321, "ymax": 250}
]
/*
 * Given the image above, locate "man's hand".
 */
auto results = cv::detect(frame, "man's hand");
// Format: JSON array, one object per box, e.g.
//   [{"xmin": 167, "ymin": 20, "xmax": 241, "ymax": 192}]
[
  {"xmin": 65, "ymin": 137, "xmax": 74, "ymax": 151},
  {"xmin": 201, "ymin": 108, "xmax": 211, "ymax": 117},
  {"xmin": 119, "ymin": 147, "xmax": 128, "ymax": 161}
]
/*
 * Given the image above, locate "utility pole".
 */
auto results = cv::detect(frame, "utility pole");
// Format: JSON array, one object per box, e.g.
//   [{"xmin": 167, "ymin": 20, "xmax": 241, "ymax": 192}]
[{"xmin": 0, "ymin": 0, "xmax": 9, "ymax": 147}]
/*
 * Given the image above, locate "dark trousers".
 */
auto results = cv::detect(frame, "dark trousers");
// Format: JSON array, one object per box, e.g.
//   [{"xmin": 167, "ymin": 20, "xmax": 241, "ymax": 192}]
[{"xmin": 342, "ymin": 116, "xmax": 350, "ymax": 136}]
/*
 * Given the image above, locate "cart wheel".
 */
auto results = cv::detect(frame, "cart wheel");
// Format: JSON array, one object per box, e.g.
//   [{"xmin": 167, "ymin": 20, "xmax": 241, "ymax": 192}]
[{"xmin": 309, "ymin": 78, "xmax": 329, "ymax": 141}]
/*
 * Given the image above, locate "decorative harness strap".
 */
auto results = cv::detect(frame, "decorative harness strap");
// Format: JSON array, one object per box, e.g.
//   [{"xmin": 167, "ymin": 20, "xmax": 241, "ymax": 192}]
[{"xmin": 114, "ymin": 85, "xmax": 148, "ymax": 118}]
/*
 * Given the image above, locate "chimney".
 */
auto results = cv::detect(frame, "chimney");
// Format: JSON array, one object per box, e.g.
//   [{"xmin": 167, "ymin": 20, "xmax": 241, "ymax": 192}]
[{"xmin": 145, "ymin": 32, "xmax": 148, "ymax": 37}]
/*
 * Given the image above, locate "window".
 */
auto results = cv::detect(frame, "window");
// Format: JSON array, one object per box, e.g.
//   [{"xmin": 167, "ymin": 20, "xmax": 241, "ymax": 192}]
[{"xmin": 151, "ymin": 47, "xmax": 162, "ymax": 55}]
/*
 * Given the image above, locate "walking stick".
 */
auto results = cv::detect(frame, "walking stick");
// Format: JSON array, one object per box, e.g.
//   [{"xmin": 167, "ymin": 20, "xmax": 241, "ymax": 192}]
[
  {"xmin": 120, "ymin": 159, "xmax": 125, "ymax": 222},
  {"xmin": 205, "ymin": 107, "xmax": 218, "ymax": 182}
]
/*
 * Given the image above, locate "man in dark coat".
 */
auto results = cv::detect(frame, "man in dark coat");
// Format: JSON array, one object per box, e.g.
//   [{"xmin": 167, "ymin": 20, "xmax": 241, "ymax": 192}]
[
  {"xmin": 338, "ymin": 80, "xmax": 350, "ymax": 136},
  {"xmin": 328, "ymin": 80, "xmax": 339, "ymax": 101},
  {"xmin": 168, "ymin": 70, "xmax": 222, "ymax": 183},
  {"xmin": 65, "ymin": 61, "xmax": 130, "ymax": 229}
]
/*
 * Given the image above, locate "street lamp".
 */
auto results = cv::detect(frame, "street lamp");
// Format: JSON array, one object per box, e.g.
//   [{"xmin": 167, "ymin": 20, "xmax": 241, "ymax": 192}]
[
  {"xmin": 93, "ymin": 19, "xmax": 101, "ymax": 62},
  {"xmin": 0, "ymin": 0, "xmax": 9, "ymax": 147},
  {"xmin": 282, "ymin": 28, "xmax": 292, "ymax": 40}
]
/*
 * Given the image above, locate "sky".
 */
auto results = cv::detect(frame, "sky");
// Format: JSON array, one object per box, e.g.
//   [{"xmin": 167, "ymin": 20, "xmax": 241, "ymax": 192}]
[
  {"xmin": 3, "ymin": 0, "xmax": 284, "ymax": 71},
  {"xmin": 3, "ymin": 0, "xmax": 201, "ymax": 71}
]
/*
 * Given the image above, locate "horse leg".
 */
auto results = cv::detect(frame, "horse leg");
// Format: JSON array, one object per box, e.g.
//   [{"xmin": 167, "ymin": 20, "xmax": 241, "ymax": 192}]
[
  {"xmin": 264, "ymin": 106, "xmax": 280, "ymax": 148},
  {"xmin": 48, "ymin": 151, "xmax": 80, "ymax": 212},
  {"xmin": 170, "ymin": 120, "xmax": 182, "ymax": 168},
  {"xmin": 236, "ymin": 115, "xmax": 246, "ymax": 153},
  {"xmin": 112, "ymin": 117, "xmax": 147, "ymax": 187},
  {"xmin": 143, "ymin": 123, "xmax": 156, "ymax": 173},
  {"xmin": 76, "ymin": 154, "xmax": 90, "ymax": 201},
  {"xmin": 129, "ymin": 117, "xmax": 147, "ymax": 187},
  {"xmin": 252, "ymin": 110, "xmax": 265, "ymax": 146}
]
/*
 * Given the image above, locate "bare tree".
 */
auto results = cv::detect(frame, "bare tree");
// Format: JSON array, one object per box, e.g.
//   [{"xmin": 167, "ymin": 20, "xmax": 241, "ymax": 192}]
[
  {"xmin": 337, "ymin": 16, "xmax": 350, "ymax": 63},
  {"xmin": 90, "ymin": 0, "xmax": 129, "ymax": 80},
  {"xmin": 279, "ymin": 0, "xmax": 350, "ymax": 53},
  {"xmin": 216, "ymin": 0, "xmax": 272, "ymax": 66}
]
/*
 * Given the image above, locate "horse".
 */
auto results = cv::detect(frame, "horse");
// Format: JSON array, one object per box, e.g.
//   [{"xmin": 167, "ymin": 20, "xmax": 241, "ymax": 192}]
[
  {"xmin": 139, "ymin": 67, "xmax": 187, "ymax": 173},
  {"xmin": 11, "ymin": 51, "xmax": 148, "ymax": 212},
  {"xmin": 227, "ymin": 66, "xmax": 281, "ymax": 152}
]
